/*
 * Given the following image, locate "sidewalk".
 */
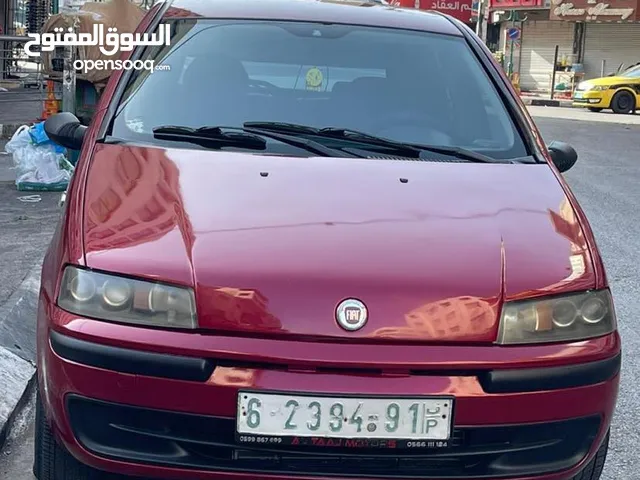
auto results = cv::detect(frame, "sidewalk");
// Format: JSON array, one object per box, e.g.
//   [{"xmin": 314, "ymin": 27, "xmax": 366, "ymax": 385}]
[
  {"xmin": 519, "ymin": 92, "xmax": 575, "ymax": 108},
  {"xmin": 0, "ymin": 147, "xmax": 60, "ymax": 449}
]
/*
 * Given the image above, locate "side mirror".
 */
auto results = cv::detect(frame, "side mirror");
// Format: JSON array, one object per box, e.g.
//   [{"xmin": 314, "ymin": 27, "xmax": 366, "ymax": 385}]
[
  {"xmin": 547, "ymin": 141, "xmax": 578, "ymax": 173},
  {"xmin": 44, "ymin": 112, "xmax": 88, "ymax": 151}
]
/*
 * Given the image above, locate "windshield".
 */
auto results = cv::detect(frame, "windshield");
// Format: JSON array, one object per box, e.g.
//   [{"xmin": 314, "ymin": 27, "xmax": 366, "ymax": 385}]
[
  {"xmin": 110, "ymin": 19, "xmax": 528, "ymax": 161},
  {"xmin": 621, "ymin": 64, "xmax": 640, "ymax": 78}
]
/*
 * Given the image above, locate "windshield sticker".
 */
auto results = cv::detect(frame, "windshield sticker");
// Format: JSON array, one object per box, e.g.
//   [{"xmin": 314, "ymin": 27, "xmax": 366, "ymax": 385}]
[{"xmin": 305, "ymin": 67, "xmax": 324, "ymax": 91}]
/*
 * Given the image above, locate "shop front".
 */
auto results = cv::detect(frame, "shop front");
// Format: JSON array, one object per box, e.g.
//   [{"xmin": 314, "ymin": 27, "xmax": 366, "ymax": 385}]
[
  {"xmin": 550, "ymin": 0, "xmax": 640, "ymax": 80},
  {"xmin": 488, "ymin": 0, "xmax": 576, "ymax": 92},
  {"xmin": 519, "ymin": 16, "xmax": 575, "ymax": 92}
]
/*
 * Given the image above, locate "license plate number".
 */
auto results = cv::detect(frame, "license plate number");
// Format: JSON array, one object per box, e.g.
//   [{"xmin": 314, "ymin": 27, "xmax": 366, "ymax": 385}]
[
  {"xmin": 236, "ymin": 392, "xmax": 453, "ymax": 440},
  {"xmin": 574, "ymin": 92, "xmax": 583, "ymax": 99}
]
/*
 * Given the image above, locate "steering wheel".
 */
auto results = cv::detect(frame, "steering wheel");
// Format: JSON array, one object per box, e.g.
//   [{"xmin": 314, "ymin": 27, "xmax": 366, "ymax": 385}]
[{"xmin": 249, "ymin": 79, "xmax": 280, "ymax": 94}]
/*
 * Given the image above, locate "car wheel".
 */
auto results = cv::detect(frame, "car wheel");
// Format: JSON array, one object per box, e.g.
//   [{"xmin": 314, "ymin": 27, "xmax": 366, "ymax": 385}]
[
  {"xmin": 34, "ymin": 388, "xmax": 103, "ymax": 480},
  {"xmin": 610, "ymin": 91, "xmax": 635, "ymax": 114},
  {"xmin": 588, "ymin": 107, "xmax": 603, "ymax": 112},
  {"xmin": 572, "ymin": 431, "xmax": 609, "ymax": 480}
]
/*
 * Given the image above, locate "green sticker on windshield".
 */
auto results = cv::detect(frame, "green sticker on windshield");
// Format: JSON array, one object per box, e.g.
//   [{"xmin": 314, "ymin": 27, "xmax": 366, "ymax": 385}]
[{"xmin": 305, "ymin": 67, "xmax": 323, "ymax": 91}]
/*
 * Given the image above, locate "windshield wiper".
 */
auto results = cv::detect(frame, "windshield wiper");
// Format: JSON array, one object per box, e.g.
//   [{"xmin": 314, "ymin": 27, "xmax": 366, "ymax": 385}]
[
  {"xmin": 318, "ymin": 128, "xmax": 505, "ymax": 164},
  {"xmin": 153, "ymin": 125, "xmax": 267, "ymax": 150},
  {"xmin": 244, "ymin": 121, "xmax": 319, "ymax": 135},
  {"xmin": 241, "ymin": 126, "xmax": 360, "ymax": 158},
  {"xmin": 153, "ymin": 125, "xmax": 358, "ymax": 157},
  {"xmin": 244, "ymin": 122, "xmax": 508, "ymax": 164}
]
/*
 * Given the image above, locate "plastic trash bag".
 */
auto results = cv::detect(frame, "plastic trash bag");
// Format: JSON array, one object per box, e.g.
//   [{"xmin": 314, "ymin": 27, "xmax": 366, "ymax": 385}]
[
  {"xmin": 29, "ymin": 121, "xmax": 51, "ymax": 145},
  {"xmin": 4, "ymin": 125, "xmax": 31, "ymax": 152},
  {"xmin": 4, "ymin": 123, "xmax": 73, "ymax": 191}
]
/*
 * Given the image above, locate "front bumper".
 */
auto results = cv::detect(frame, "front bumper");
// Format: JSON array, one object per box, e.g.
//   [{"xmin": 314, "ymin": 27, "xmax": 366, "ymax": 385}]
[
  {"xmin": 39, "ymin": 308, "xmax": 621, "ymax": 480},
  {"xmin": 572, "ymin": 90, "xmax": 611, "ymax": 107}
]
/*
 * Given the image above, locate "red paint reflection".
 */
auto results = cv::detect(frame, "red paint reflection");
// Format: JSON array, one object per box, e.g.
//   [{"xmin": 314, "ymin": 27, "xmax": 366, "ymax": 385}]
[
  {"xmin": 197, "ymin": 287, "xmax": 283, "ymax": 332},
  {"xmin": 372, "ymin": 296, "xmax": 496, "ymax": 340},
  {"xmin": 84, "ymin": 145, "xmax": 194, "ymax": 253},
  {"xmin": 548, "ymin": 197, "xmax": 586, "ymax": 253},
  {"xmin": 548, "ymin": 198, "xmax": 588, "ymax": 283},
  {"xmin": 164, "ymin": 7, "xmax": 202, "ymax": 17},
  {"xmin": 209, "ymin": 367, "xmax": 259, "ymax": 387}
]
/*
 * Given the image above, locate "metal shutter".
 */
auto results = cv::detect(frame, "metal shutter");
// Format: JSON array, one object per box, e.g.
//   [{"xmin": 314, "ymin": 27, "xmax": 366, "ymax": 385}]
[
  {"xmin": 520, "ymin": 20, "xmax": 574, "ymax": 92},
  {"xmin": 583, "ymin": 23, "xmax": 640, "ymax": 79}
]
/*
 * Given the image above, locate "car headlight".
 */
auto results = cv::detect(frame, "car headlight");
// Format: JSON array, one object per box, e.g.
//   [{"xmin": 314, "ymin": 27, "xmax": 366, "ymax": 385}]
[
  {"xmin": 57, "ymin": 266, "xmax": 197, "ymax": 329},
  {"xmin": 496, "ymin": 289, "xmax": 616, "ymax": 345},
  {"xmin": 592, "ymin": 85, "xmax": 609, "ymax": 91}
]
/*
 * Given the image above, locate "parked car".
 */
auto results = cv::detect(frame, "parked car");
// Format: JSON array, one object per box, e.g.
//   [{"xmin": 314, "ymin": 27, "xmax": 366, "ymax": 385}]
[
  {"xmin": 36, "ymin": 0, "xmax": 620, "ymax": 479},
  {"xmin": 573, "ymin": 63, "xmax": 640, "ymax": 114}
]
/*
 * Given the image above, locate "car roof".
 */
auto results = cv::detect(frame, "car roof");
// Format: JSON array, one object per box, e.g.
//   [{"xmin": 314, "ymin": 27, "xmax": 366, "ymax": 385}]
[{"xmin": 163, "ymin": 0, "xmax": 464, "ymax": 37}]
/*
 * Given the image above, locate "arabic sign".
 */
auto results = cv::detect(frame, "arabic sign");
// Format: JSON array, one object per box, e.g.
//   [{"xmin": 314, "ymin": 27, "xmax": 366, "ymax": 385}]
[
  {"xmin": 489, "ymin": 0, "xmax": 550, "ymax": 9},
  {"xmin": 390, "ymin": 0, "xmax": 475, "ymax": 22},
  {"xmin": 549, "ymin": 0, "xmax": 638, "ymax": 20},
  {"xmin": 23, "ymin": 24, "xmax": 172, "ymax": 57}
]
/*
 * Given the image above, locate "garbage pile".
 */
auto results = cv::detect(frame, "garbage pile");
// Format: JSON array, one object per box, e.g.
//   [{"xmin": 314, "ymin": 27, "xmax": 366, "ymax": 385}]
[{"xmin": 3, "ymin": 122, "xmax": 74, "ymax": 192}]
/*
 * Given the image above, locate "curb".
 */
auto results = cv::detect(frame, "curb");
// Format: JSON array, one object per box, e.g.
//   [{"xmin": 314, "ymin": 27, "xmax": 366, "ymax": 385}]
[
  {"xmin": 0, "ymin": 264, "xmax": 41, "ymax": 449},
  {"xmin": 520, "ymin": 97, "xmax": 575, "ymax": 108}
]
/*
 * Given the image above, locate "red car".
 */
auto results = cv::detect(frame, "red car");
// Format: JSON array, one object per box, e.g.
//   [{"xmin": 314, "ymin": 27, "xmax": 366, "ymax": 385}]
[{"xmin": 36, "ymin": 0, "xmax": 620, "ymax": 479}]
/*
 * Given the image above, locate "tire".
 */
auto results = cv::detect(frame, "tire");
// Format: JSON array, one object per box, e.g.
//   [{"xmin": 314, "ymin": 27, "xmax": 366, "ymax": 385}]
[
  {"xmin": 588, "ymin": 107, "xmax": 603, "ymax": 112},
  {"xmin": 573, "ymin": 431, "xmax": 610, "ymax": 480},
  {"xmin": 610, "ymin": 90, "xmax": 636, "ymax": 114},
  {"xmin": 34, "ymin": 388, "xmax": 103, "ymax": 480}
]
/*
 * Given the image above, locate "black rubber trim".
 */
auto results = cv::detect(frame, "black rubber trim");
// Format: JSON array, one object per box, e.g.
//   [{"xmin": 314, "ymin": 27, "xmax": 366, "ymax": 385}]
[
  {"xmin": 66, "ymin": 394, "xmax": 601, "ymax": 478},
  {"xmin": 479, "ymin": 354, "xmax": 621, "ymax": 394},
  {"xmin": 49, "ymin": 329, "xmax": 620, "ymax": 392},
  {"xmin": 49, "ymin": 330, "xmax": 215, "ymax": 382}
]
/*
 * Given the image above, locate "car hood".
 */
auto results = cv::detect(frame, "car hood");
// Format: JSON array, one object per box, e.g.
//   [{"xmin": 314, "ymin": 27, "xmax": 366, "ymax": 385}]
[
  {"xmin": 584, "ymin": 76, "xmax": 637, "ymax": 87},
  {"xmin": 82, "ymin": 144, "xmax": 595, "ymax": 343}
]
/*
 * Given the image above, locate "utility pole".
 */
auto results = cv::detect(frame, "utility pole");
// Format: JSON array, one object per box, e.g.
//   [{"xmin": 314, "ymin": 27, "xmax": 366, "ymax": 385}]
[
  {"xmin": 62, "ymin": 18, "xmax": 78, "ymax": 115},
  {"xmin": 475, "ymin": 0, "xmax": 483, "ymax": 36},
  {"xmin": 505, "ymin": 10, "xmax": 526, "ymax": 78}
]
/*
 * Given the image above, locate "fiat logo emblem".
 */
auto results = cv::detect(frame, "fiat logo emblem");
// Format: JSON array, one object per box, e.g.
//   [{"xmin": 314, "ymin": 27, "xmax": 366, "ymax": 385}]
[{"xmin": 336, "ymin": 298, "xmax": 368, "ymax": 331}]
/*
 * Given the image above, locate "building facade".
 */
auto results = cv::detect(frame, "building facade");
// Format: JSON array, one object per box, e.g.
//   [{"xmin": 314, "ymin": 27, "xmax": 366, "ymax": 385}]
[
  {"xmin": 550, "ymin": 0, "xmax": 640, "ymax": 79},
  {"xmin": 488, "ymin": 0, "xmax": 640, "ymax": 91}
]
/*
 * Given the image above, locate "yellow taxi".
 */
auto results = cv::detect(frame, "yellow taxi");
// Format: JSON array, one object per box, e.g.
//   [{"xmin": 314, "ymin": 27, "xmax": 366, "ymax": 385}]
[{"xmin": 573, "ymin": 64, "xmax": 640, "ymax": 114}]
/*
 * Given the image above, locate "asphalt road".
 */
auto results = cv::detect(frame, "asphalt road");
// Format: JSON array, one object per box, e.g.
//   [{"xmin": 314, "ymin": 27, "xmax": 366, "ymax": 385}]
[{"xmin": 1, "ymin": 107, "xmax": 639, "ymax": 480}]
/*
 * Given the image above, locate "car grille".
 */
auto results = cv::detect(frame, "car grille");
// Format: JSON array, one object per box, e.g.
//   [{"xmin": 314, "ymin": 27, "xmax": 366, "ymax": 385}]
[{"xmin": 67, "ymin": 395, "xmax": 600, "ymax": 478}]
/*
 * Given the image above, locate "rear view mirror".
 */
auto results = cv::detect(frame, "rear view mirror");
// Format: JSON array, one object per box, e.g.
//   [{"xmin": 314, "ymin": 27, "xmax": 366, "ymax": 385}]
[
  {"xmin": 44, "ymin": 112, "xmax": 88, "ymax": 151},
  {"xmin": 547, "ymin": 141, "xmax": 578, "ymax": 173}
]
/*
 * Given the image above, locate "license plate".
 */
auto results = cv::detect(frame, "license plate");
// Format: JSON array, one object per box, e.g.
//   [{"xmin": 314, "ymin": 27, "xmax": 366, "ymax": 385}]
[
  {"xmin": 236, "ymin": 391, "xmax": 454, "ymax": 441},
  {"xmin": 574, "ymin": 92, "xmax": 583, "ymax": 99}
]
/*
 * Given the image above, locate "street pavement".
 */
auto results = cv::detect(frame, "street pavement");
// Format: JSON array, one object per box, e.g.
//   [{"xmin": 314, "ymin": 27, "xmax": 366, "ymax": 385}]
[
  {"xmin": 0, "ymin": 141, "xmax": 61, "ymax": 308},
  {"xmin": 528, "ymin": 105, "xmax": 640, "ymax": 125},
  {"xmin": 1, "ymin": 107, "xmax": 640, "ymax": 479},
  {"xmin": 0, "ymin": 142, "xmax": 61, "ymax": 308}
]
